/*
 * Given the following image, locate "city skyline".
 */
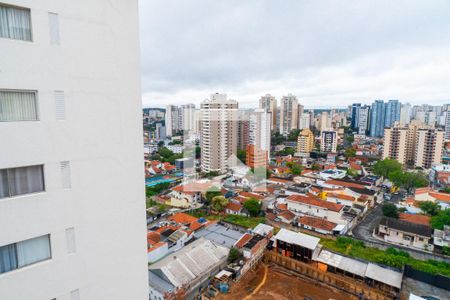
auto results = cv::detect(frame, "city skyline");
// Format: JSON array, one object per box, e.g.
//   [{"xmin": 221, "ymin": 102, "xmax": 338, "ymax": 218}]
[{"xmin": 139, "ymin": 0, "xmax": 450, "ymax": 108}]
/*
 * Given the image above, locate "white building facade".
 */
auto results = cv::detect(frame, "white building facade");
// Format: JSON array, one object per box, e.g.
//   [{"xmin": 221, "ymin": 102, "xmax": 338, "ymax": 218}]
[{"xmin": 0, "ymin": 1, "xmax": 148, "ymax": 299}]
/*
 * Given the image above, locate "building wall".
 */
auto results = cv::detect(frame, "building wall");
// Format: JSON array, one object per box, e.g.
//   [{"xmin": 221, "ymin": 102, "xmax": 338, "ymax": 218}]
[
  {"xmin": 286, "ymin": 201, "xmax": 344, "ymax": 224},
  {"xmin": 279, "ymin": 94, "xmax": 298, "ymax": 135},
  {"xmin": 0, "ymin": 1, "xmax": 148, "ymax": 299},
  {"xmin": 200, "ymin": 94, "xmax": 238, "ymax": 173},
  {"xmin": 378, "ymin": 226, "xmax": 432, "ymax": 251}
]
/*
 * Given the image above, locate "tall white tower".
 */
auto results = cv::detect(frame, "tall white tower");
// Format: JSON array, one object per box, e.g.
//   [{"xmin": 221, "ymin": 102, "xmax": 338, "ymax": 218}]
[{"xmin": 0, "ymin": 1, "xmax": 148, "ymax": 299}]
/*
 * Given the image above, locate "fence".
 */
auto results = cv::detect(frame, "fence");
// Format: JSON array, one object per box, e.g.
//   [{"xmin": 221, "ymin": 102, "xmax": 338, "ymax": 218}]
[
  {"xmin": 264, "ymin": 251, "xmax": 396, "ymax": 300},
  {"xmin": 404, "ymin": 265, "xmax": 450, "ymax": 291}
]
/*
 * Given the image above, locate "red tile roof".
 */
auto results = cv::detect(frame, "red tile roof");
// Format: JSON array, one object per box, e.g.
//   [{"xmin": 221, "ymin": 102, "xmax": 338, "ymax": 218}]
[
  {"xmin": 287, "ymin": 194, "xmax": 344, "ymax": 212},
  {"xmin": 168, "ymin": 212, "xmax": 198, "ymax": 224},
  {"xmin": 327, "ymin": 193, "xmax": 355, "ymax": 201},
  {"xmin": 399, "ymin": 213, "xmax": 431, "ymax": 226},
  {"xmin": 299, "ymin": 216, "xmax": 337, "ymax": 232},
  {"xmin": 148, "ymin": 241, "xmax": 167, "ymax": 253},
  {"xmin": 325, "ymin": 179, "xmax": 366, "ymax": 189},
  {"xmin": 239, "ymin": 191, "xmax": 264, "ymax": 200},
  {"xmin": 235, "ymin": 233, "xmax": 253, "ymax": 248},
  {"xmin": 277, "ymin": 203, "xmax": 288, "ymax": 210},
  {"xmin": 226, "ymin": 202, "xmax": 243, "ymax": 212},
  {"xmin": 277, "ymin": 210, "xmax": 296, "ymax": 221},
  {"xmin": 147, "ymin": 231, "xmax": 161, "ymax": 244},
  {"xmin": 429, "ymin": 192, "xmax": 450, "ymax": 202}
]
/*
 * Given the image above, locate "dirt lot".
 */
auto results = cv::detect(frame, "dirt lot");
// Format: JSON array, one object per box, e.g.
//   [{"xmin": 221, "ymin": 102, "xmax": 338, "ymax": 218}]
[{"xmin": 218, "ymin": 264, "xmax": 358, "ymax": 300}]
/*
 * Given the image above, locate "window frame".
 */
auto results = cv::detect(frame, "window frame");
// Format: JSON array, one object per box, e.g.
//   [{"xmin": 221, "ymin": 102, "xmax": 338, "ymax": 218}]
[
  {"xmin": 0, "ymin": 164, "xmax": 46, "ymax": 199},
  {"xmin": 0, "ymin": 89, "xmax": 40, "ymax": 122},
  {"xmin": 0, "ymin": 234, "xmax": 52, "ymax": 275},
  {"xmin": 0, "ymin": 2, "xmax": 33, "ymax": 42}
]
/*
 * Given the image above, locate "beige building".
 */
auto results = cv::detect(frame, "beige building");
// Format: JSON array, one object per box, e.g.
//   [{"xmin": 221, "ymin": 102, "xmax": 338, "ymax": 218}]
[
  {"xmin": 259, "ymin": 94, "xmax": 277, "ymax": 131},
  {"xmin": 415, "ymin": 128, "xmax": 445, "ymax": 168},
  {"xmin": 279, "ymin": 94, "xmax": 298, "ymax": 135},
  {"xmin": 383, "ymin": 123, "xmax": 444, "ymax": 168},
  {"xmin": 297, "ymin": 129, "xmax": 315, "ymax": 154},
  {"xmin": 382, "ymin": 126, "xmax": 410, "ymax": 164},
  {"xmin": 200, "ymin": 93, "xmax": 238, "ymax": 173}
]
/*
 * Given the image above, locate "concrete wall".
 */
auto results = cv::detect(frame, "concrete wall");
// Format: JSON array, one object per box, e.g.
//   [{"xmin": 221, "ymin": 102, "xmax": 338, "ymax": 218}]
[{"xmin": 0, "ymin": 1, "xmax": 148, "ymax": 299}]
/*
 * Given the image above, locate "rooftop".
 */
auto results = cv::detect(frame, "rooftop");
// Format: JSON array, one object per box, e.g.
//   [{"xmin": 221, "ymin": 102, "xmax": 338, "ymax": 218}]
[
  {"xmin": 287, "ymin": 194, "xmax": 344, "ymax": 212},
  {"xmin": 275, "ymin": 228, "xmax": 320, "ymax": 250}
]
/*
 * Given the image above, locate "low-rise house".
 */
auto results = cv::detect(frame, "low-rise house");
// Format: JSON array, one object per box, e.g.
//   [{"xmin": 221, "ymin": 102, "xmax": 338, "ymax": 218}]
[
  {"xmin": 166, "ymin": 184, "xmax": 203, "ymax": 208},
  {"xmin": 296, "ymin": 215, "xmax": 338, "ymax": 235},
  {"xmin": 374, "ymin": 217, "xmax": 433, "ymax": 251},
  {"xmin": 433, "ymin": 225, "xmax": 450, "ymax": 252},
  {"xmin": 148, "ymin": 238, "xmax": 229, "ymax": 300},
  {"xmin": 286, "ymin": 194, "xmax": 345, "ymax": 225},
  {"xmin": 147, "ymin": 232, "xmax": 169, "ymax": 263},
  {"xmin": 276, "ymin": 210, "xmax": 296, "ymax": 224},
  {"xmin": 429, "ymin": 164, "xmax": 450, "ymax": 188},
  {"xmin": 225, "ymin": 201, "xmax": 245, "ymax": 215},
  {"xmin": 414, "ymin": 187, "xmax": 450, "ymax": 209}
]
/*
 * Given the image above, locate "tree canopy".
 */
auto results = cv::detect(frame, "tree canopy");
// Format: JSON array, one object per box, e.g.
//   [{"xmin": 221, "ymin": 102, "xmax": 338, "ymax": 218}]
[
  {"xmin": 373, "ymin": 159, "xmax": 402, "ymax": 178},
  {"xmin": 418, "ymin": 201, "xmax": 440, "ymax": 216},
  {"xmin": 205, "ymin": 190, "xmax": 222, "ymax": 204},
  {"xmin": 382, "ymin": 202, "xmax": 399, "ymax": 218},
  {"xmin": 211, "ymin": 195, "xmax": 229, "ymax": 212},
  {"xmin": 431, "ymin": 209, "xmax": 450, "ymax": 230},
  {"xmin": 344, "ymin": 147, "xmax": 356, "ymax": 158},
  {"xmin": 244, "ymin": 198, "xmax": 262, "ymax": 217}
]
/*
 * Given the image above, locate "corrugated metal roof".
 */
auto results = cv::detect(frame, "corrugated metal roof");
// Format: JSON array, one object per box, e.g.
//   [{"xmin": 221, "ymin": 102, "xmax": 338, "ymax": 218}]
[
  {"xmin": 149, "ymin": 237, "xmax": 229, "ymax": 288},
  {"xmin": 275, "ymin": 228, "xmax": 320, "ymax": 250},
  {"xmin": 365, "ymin": 263, "xmax": 402, "ymax": 289},
  {"xmin": 316, "ymin": 250, "xmax": 368, "ymax": 277}
]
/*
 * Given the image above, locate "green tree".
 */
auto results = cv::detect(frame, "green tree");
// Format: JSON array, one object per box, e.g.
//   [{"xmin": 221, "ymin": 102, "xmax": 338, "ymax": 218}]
[
  {"xmin": 430, "ymin": 209, "xmax": 450, "ymax": 230},
  {"xmin": 145, "ymin": 182, "xmax": 171, "ymax": 198},
  {"xmin": 418, "ymin": 201, "xmax": 440, "ymax": 216},
  {"xmin": 346, "ymin": 135, "xmax": 354, "ymax": 143},
  {"xmin": 382, "ymin": 202, "xmax": 399, "ymax": 218},
  {"xmin": 373, "ymin": 159, "xmax": 402, "ymax": 178},
  {"xmin": 271, "ymin": 132, "xmax": 286, "ymax": 145},
  {"xmin": 159, "ymin": 147, "xmax": 174, "ymax": 158},
  {"xmin": 346, "ymin": 168, "xmax": 358, "ymax": 177},
  {"xmin": 228, "ymin": 248, "xmax": 241, "ymax": 263},
  {"xmin": 243, "ymin": 198, "xmax": 262, "ymax": 217},
  {"xmin": 289, "ymin": 163, "xmax": 303, "ymax": 175},
  {"xmin": 311, "ymin": 164, "xmax": 320, "ymax": 171},
  {"xmin": 205, "ymin": 190, "xmax": 222, "ymax": 204},
  {"xmin": 344, "ymin": 148, "xmax": 356, "ymax": 158},
  {"xmin": 278, "ymin": 147, "xmax": 295, "ymax": 156},
  {"xmin": 195, "ymin": 146, "xmax": 201, "ymax": 159},
  {"xmin": 211, "ymin": 195, "xmax": 229, "ymax": 212},
  {"xmin": 442, "ymin": 187, "xmax": 450, "ymax": 194},
  {"xmin": 237, "ymin": 149, "xmax": 247, "ymax": 163},
  {"xmin": 287, "ymin": 129, "xmax": 300, "ymax": 141}
]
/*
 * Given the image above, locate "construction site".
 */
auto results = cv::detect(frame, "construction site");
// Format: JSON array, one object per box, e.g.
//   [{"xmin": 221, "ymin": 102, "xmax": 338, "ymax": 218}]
[{"xmin": 217, "ymin": 263, "xmax": 357, "ymax": 300}]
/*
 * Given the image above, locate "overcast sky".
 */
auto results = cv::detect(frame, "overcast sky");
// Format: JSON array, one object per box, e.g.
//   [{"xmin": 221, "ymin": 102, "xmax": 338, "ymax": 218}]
[{"xmin": 139, "ymin": 0, "xmax": 450, "ymax": 109}]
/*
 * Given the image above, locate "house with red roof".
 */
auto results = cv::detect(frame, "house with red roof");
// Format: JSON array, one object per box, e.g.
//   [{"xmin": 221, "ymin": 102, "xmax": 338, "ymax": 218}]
[
  {"xmin": 297, "ymin": 215, "xmax": 338, "ymax": 235},
  {"xmin": 166, "ymin": 183, "xmax": 205, "ymax": 208},
  {"xmin": 414, "ymin": 187, "xmax": 450, "ymax": 208},
  {"xmin": 147, "ymin": 232, "xmax": 169, "ymax": 263},
  {"xmin": 225, "ymin": 201, "xmax": 245, "ymax": 216},
  {"xmin": 286, "ymin": 194, "xmax": 346, "ymax": 225}
]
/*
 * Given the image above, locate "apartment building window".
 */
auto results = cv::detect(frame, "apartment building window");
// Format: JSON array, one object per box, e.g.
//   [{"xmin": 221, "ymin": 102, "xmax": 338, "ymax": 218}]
[
  {"xmin": 48, "ymin": 12, "xmax": 60, "ymax": 45},
  {"xmin": 0, "ymin": 234, "xmax": 51, "ymax": 274},
  {"xmin": 0, "ymin": 3, "xmax": 32, "ymax": 41},
  {"xmin": 0, "ymin": 90, "xmax": 38, "ymax": 121},
  {"xmin": 0, "ymin": 165, "xmax": 45, "ymax": 199}
]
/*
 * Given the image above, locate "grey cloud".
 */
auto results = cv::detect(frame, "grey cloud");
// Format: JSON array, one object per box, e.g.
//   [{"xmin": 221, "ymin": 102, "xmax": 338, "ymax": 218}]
[{"xmin": 139, "ymin": 0, "xmax": 450, "ymax": 107}]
